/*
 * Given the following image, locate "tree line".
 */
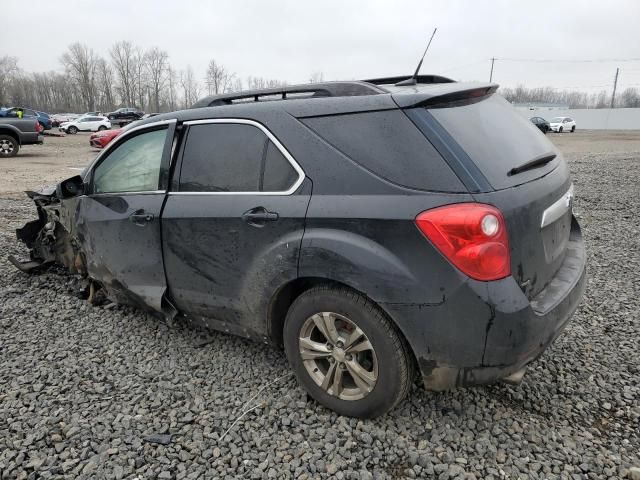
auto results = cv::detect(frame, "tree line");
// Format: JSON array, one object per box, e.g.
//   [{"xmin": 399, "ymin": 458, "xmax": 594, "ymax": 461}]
[
  {"xmin": 0, "ymin": 42, "xmax": 289, "ymax": 114},
  {"xmin": 500, "ymin": 85, "xmax": 640, "ymax": 109},
  {"xmin": 2, "ymin": 43, "xmax": 640, "ymax": 113}
]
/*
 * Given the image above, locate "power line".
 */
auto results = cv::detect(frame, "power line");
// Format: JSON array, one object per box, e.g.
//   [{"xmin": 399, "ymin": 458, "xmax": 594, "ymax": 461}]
[{"xmin": 497, "ymin": 57, "xmax": 640, "ymax": 64}]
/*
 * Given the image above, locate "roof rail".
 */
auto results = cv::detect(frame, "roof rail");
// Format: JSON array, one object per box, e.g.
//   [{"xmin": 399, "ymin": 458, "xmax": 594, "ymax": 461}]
[
  {"xmin": 191, "ymin": 81, "xmax": 386, "ymax": 109},
  {"xmin": 364, "ymin": 75, "xmax": 455, "ymax": 86}
]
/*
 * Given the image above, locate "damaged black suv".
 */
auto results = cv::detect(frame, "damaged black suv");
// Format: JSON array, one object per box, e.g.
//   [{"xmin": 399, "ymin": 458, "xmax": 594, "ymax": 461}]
[{"xmin": 12, "ymin": 75, "xmax": 586, "ymax": 418}]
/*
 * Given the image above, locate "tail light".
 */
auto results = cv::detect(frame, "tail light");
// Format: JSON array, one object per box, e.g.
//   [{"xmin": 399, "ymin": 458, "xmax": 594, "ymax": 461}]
[
  {"xmin": 415, "ymin": 203, "xmax": 510, "ymax": 281},
  {"xmin": 35, "ymin": 121, "xmax": 42, "ymax": 133}
]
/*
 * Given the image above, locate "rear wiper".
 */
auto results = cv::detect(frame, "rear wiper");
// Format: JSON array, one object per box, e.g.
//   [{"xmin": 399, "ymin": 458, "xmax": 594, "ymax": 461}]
[{"xmin": 508, "ymin": 152, "xmax": 556, "ymax": 176}]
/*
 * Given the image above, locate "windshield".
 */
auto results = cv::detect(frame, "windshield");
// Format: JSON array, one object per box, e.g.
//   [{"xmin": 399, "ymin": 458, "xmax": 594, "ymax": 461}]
[{"xmin": 550, "ymin": 117, "xmax": 563, "ymax": 123}]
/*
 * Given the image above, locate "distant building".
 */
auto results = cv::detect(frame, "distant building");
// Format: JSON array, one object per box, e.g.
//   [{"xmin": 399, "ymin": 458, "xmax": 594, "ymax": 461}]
[{"xmin": 512, "ymin": 102, "xmax": 570, "ymax": 112}]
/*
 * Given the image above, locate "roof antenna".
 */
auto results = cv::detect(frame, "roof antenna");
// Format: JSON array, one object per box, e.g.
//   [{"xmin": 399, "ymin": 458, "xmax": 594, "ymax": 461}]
[{"xmin": 396, "ymin": 28, "xmax": 438, "ymax": 86}]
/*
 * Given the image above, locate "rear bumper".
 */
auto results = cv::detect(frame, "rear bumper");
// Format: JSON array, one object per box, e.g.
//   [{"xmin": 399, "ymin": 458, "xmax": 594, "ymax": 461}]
[
  {"xmin": 383, "ymin": 216, "xmax": 587, "ymax": 390},
  {"xmin": 21, "ymin": 133, "xmax": 44, "ymax": 145}
]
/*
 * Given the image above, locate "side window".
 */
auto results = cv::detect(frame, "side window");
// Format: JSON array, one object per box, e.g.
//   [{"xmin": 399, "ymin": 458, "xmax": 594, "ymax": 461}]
[
  {"xmin": 179, "ymin": 123, "xmax": 300, "ymax": 193},
  {"xmin": 261, "ymin": 141, "xmax": 298, "ymax": 191},
  {"xmin": 93, "ymin": 128, "xmax": 167, "ymax": 194},
  {"xmin": 180, "ymin": 123, "xmax": 259, "ymax": 192}
]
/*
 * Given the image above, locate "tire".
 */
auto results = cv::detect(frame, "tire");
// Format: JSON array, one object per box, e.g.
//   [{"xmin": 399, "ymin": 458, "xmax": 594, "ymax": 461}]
[
  {"xmin": 283, "ymin": 285, "xmax": 413, "ymax": 418},
  {"xmin": 67, "ymin": 126, "xmax": 78, "ymax": 134},
  {"xmin": 571, "ymin": 126, "xmax": 575, "ymax": 132},
  {"xmin": 0, "ymin": 135, "xmax": 19, "ymax": 157},
  {"xmin": 98, "ymin": 125, "xmax": 107, "ymax": 131},
  {"xmin": 559, "ymin": 126, "xmax": 563, "ymax": 133}
]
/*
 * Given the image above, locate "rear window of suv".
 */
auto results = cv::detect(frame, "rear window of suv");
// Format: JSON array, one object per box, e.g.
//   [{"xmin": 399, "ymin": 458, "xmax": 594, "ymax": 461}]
[
  {"xmin": 301, "ymin": 110, "xmax": 464, "ymax": 192},
  {"xmin": 425, "ymin": 95, "xmax": 559, "ymax": 190}
]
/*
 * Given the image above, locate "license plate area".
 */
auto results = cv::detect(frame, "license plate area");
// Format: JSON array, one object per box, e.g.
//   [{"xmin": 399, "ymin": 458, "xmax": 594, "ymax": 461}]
[{"xmin": 541, "ymin": 185, "xmax": 573, "ymax": 264}]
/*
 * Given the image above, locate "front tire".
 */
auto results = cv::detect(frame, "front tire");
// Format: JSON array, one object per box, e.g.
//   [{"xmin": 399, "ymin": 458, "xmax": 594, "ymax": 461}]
[
  {"xmin": 67, "ymin": 125, "xmax": 78, "ymax": 134},
  {"xmin": 283, "ymin": 286, "xmax": 413, "ymax": 418},
  {"xmin": 97, "ymin": 125, "xmax": 107, "ymax": 131},
  {"xmin": 571, "ymin": 126, "xmax": 575, "ymax": 132},
  {"xmin": 559, "ymin": 126, "xmax": 563, "ymax": 133},
  {"xmin": 0, "ymin": 135, "xmax": 19, "ymax": 157}
]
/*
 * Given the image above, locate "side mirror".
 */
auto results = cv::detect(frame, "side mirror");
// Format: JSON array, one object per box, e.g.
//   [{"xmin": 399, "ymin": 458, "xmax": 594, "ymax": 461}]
[{"xmin": 56, "ymin": 175, "xmax": 85, "ymax": 199}]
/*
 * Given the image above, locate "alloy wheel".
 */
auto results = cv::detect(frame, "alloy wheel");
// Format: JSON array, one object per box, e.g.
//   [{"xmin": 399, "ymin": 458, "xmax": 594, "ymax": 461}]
[
  {"xmin": 298, "ymin": 312, "xmax": 378, "ymax": 401},
  {"xmin": 0, "ymin": 139, "xmax": 15, "ymax": 155}
]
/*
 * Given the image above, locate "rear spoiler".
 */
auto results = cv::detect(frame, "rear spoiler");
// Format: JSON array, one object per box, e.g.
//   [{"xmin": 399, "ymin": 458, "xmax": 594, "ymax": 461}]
[{"xmin": 391, "ymin": 82, "xmax": 499, "ymax": 109}]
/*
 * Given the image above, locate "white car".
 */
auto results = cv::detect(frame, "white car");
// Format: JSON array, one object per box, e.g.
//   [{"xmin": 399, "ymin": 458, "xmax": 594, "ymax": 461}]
[
  {"xmin": 549, "ymin": 116, "xmax": 576, "ymax": 133},
  {"xmin": 59, "ymin": 116, "xmax": 111, "ymax": 134}
]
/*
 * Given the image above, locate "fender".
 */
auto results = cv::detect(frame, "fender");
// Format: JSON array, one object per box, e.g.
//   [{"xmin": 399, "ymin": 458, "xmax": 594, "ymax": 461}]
[
  {"xmin": 0, "ymin": 124, "xmax": 23, "ymax": 143},
  {"xmin": 299, "ymin": 227, "xmax": 423, "ymax": 304}
]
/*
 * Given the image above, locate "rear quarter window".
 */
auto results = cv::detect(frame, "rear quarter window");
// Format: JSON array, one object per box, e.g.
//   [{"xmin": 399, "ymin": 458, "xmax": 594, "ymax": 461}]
[{"xmin": 301, "ymin": 110, "xmax": 465, "ymax": 193}]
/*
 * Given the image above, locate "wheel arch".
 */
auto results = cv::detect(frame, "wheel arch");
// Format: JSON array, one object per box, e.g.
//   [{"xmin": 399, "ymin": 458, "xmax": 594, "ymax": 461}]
[
  {"xmin": 267, "ymin": 276, "xmax": 419, "ymax": 373},
  {"xmin": 0, "ymin": 126, "xmax": 22, "ymax": 145}
]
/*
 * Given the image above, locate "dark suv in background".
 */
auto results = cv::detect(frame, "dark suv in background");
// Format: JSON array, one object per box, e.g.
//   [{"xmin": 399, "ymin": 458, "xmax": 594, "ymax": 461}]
[
  {"xmin": 13, "ymin": 75, "xmax": 586, "ymax": 418},
  {"xmin": 106, "ymin": 107, "xmax": 144, "ymax": 126}
]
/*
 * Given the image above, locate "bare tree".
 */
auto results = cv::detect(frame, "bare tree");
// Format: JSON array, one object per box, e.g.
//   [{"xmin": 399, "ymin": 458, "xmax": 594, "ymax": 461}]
[
  {"xmin": 96, "ymin": 58, "xmax": 116, "ymax": 111},
  {"xmin": 110, "ymin": 41, "xmax": 138, "ymax": 106},
  {"xmin": 130, "ymin": 47, "xmax": 147, "ymax": 110},
  {"xmin": 145, "ymin": 47, "xmax": 169, "ymax": 112},
  {"xmin": 205, "ymin": 59, "xmax": 234, "ymax": 95},
  {"xmin": 245, "ymin": 76, "xmax": 287, "ymax": 90},
  {"xmin": 0, "ymin": 56, "xmax": 19, "ymax": 106},
  {"xmin": 179, "ymin": 66, "xmax": 200, "ymax": 108},
  {"xmin": 619, "ymin": 87, "xmax": 640, "ymax": 108},
  {"xmin": 61, "ymin": 43, "xmax": 99, "ymax": 110},
  {"xmin": 166, "ymin": 66, "xmax": 177, "ymax": 111}
]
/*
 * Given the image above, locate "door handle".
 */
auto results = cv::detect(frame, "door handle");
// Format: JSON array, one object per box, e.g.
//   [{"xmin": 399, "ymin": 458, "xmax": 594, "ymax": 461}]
[
  {"xmin": 242, "ymin": 207, "xmax": 279, "ymax": 226},
  {"xmin": 129, "ymin": 209, "xmax": 154, "ymax": 226}
]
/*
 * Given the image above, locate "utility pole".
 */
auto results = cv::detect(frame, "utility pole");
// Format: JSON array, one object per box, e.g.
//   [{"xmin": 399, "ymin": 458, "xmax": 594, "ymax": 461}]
[
  {"xmin": 489, "ymin": 57, "xmax": 496, "ymax": 82},
  {"xmin": 610, "ymin": 67, "xmax": 619, "ymax": 108}
]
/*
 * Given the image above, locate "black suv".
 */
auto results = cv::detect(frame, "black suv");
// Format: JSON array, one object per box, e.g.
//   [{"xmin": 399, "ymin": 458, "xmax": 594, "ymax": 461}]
[
  {"xmin": 106, "ymin": 107, "xmax": 144, "ymax": 125},
  {"xmin": 13, "ymin": 75, "xmax": 586, "ymax": 418}
]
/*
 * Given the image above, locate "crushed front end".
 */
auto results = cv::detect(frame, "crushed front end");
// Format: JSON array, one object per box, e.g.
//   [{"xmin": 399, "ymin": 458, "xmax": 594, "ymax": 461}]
[{"xmin": 9, "ymin": 187, "xmax": 86, "ymax": 276}]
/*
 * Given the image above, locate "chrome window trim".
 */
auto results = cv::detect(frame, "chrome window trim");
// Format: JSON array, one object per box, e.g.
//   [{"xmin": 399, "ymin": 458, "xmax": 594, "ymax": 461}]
[
  {"xmin": 171, "ymin": 118, "xmax": 306, "ymax": 196},
  {"xmin": 541, "ymin": 184, "xmax": 573, "ymax": 228},
  {"xmin": 90, "ymin": 190, "xmax": 165, "ymax": 197}
]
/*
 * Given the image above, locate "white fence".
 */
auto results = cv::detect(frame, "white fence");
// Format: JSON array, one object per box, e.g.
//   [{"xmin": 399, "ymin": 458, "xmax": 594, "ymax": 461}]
[{"xmin": 516, "ymin": 107, "xmax": 640, "ymax": 130}]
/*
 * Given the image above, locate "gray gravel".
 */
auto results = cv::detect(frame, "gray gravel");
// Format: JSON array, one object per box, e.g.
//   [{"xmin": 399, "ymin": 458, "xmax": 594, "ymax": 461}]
[{"xmin": 1, "ymin": 136, "xmax": 639, "ymax": 479}]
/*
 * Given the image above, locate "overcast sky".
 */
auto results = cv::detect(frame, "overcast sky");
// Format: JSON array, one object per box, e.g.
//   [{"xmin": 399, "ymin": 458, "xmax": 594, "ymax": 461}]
[{"xmin": 3, "ymin": 0, "xmax": 640, "ymax": 93}]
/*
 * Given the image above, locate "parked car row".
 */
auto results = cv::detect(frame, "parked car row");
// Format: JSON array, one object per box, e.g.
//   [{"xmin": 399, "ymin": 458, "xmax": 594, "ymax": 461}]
[
  {"xmin": 529, "ymin": 116, "xmax": 576, "ymax": 134},
  {"xmin": 0, "ymin": 107, "xmax": 52, "ymax": 131}
]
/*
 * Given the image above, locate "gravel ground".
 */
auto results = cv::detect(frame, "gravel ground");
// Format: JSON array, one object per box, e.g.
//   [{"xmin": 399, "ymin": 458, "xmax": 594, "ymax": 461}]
[{"xmin": 1, "ymin": 131, "xmax": 639, "ymax": 479}]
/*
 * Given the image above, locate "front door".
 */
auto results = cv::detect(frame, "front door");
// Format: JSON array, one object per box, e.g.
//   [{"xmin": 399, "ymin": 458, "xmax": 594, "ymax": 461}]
[
  {"xmin": 161, "ymin": 119, "xmax": 309, "ymax": 335},
  {"xmin": 76, "ymin": 121, "xmax": 175, "ymax": 312}
]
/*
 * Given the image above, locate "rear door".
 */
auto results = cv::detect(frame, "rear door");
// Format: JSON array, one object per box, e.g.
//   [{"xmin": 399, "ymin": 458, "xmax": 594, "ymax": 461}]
[
  {"xmin": 161, "ymin": 119, "xmax": 309, "ymax": 335},
  {"xmin": 76, "ymin": 120, "xmax": 176, "ymax": 311}
]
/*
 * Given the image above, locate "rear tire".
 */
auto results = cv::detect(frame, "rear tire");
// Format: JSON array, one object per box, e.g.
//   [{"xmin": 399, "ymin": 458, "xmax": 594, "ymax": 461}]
[
  {"xmin": 283, "ymin": 285, "xmax": 413, "ymax": 418},
  {"xmin": 98, "ymin": 125, "xmax": 107, "ymax": 131},
  {"xmin": 67, "ymin": 125, "xmax": 78, "ymax": 134},
  {"xmin": 0, "ymin": 135, "xmax": 19, "ymax": 157},
  {"xmin": 559, "ymin": 126, "xmax": 563, "ymax": 133},
  {"xmin": 571, "ymin": 126, "xmax": 575, "ymax": 132}
]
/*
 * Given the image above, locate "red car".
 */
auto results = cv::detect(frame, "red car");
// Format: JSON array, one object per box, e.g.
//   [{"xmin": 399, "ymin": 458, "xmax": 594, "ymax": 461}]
[{"xmin": 89, "ymin": 128, "xmax": 121, "ymax": 149}]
